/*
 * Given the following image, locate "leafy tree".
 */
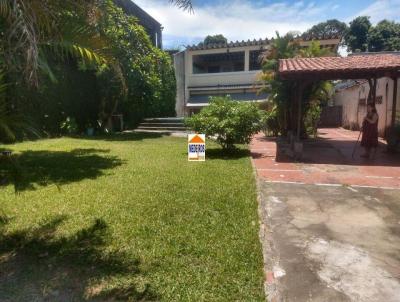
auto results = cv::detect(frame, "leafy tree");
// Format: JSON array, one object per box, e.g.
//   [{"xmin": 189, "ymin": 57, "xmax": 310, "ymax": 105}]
[
  {"xmin": 186, "ymin": 96, "xmax": 263, "ymax": 150},
  {"xmin": 204, "ymin": 35, "xmax": 228, "ymax": 45},
  {"xmin": 344, "ymin": 16, "xmax": 371, "ymax": 52},
  {"xmin": 368, "ymin": 20, "xmax": 400, "ymax": 52},
  {"xmin": 302, "ymin": 19, "xmax": 348, "ymax": 40},
  {"xmin": 261, "ymin": 36, "xmax": 333, "ymax": 136},
  {"xmin": 260, "ymin": 32, "xmax": 299, "ymax": 135}
]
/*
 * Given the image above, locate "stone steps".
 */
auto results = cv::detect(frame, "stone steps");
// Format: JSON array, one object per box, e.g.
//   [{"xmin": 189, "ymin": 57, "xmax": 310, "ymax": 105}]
[{"xmin": 136, "ymin": 117, "xmax": 186, "ymax": 132}]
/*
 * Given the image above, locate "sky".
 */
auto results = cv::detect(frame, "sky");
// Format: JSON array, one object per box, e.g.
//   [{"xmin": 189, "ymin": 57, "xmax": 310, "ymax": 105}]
[{"xmin": 133, "ymin": 0, "xmax": 400, "ymax": 49}]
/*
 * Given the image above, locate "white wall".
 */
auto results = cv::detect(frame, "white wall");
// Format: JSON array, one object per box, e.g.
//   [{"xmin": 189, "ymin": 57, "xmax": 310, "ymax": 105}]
[
  {"xmin": 187, "ymin": 71, "xmax": 261, "ymax": 87},
  {"xmin": 174, "ymin": 52, "xmax": 185, "ymax": 117},
  {"xmin": 334, "ymin": 77, "xmax": 400, "ymax": 137}
]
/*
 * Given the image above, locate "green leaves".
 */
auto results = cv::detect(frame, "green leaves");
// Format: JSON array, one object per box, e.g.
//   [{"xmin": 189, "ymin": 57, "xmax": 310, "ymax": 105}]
[{"xmin": 186, "ymin": 96, "xmax": 263, "ymax": 150}]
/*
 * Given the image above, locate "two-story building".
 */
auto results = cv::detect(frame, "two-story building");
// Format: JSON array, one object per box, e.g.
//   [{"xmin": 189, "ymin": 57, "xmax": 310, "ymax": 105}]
[
  {"xmin": 174, "ymin": 36, "xmax": 341, "ymax": 116},
  {"xmin": 114, "ymin": 0, "xmax": 163, "ymax": 49},
  {"xmin": 174, "ymin": 39, "xmax": 269, "ymax": 116}
]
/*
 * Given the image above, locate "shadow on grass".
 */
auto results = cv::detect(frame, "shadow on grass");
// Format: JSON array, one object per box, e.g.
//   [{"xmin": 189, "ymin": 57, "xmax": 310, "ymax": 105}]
[
  {"xmin": 0, "ymin": 148, "xmax": 123, "ymax": 192},
  {"xmin": 206, "ymin": 148, "xmax": 251, "ymax": 160},
  {"xmin": 85, "ymin": 132, "xmax": 165, "ymax": 142},
  {"xmin": 0, "ymin": 216, "xmax": 158, "ymax": 301}
]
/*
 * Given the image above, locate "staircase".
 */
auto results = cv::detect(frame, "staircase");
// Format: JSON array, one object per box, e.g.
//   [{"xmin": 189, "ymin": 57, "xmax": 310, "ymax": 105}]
[{"xmin": 136, "ymin": 117, "xmax": 186, "ymax": 132}]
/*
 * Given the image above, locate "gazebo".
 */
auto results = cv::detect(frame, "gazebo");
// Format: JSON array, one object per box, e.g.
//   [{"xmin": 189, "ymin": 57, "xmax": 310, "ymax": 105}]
[{"xmin": 278, "ymin": 54, "xmax": 400, "ymax": 140}]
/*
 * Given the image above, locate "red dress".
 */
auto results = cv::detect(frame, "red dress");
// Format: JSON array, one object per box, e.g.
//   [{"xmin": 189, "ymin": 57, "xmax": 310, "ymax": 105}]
[{"xmin": 361, "ymin": 113, "xmax": 378, "ymax": 148}]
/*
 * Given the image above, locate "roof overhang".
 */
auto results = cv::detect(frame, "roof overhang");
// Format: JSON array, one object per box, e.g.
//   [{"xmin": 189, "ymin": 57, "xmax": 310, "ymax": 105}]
[{"xmin": 279, "ymin": 54, "xmax": 400, "ymax": 81}]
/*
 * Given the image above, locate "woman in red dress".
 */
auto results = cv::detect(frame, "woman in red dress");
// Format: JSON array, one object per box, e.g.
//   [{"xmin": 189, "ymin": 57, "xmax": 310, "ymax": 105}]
[{"xmin": 361, "ymin": 103, "xmax": 379, "ymax": 158}]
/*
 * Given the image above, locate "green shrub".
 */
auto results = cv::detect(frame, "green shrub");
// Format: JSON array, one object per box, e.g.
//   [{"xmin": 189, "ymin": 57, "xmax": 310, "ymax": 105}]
[
  {"xmin": 261, "ymin": 105, "xmax": 280, "ymax": 137},
  {"xmin": 60, "ymin": 117, "xmax": 78, "ymax": 135},
  {"xmin": 186, "ymin": 96, "xmax": 263, "ymax": 150},
  {"xmin": 304, "ymin": 99, "xmax": 322, "ymax": 138}
]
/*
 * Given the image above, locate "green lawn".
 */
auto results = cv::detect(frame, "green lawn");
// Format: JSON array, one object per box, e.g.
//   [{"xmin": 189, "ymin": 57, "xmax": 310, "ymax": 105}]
[{"xmin": 0, "ymin": 133, "xmax": 264, "ymax": 301}]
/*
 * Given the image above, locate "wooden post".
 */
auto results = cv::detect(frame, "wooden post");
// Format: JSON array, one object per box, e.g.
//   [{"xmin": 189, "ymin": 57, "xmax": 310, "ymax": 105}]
[
  {"xmin": 392, "ymin": 76, "xmax": 398, "ymax": 127},
  {"xmin": 367, "ymin": 79, "xmax": 373, "ymax": 103},
  {"xmin": 296, "ymin": 82, "xmax": 305, "ymax": 140},
  {"xmin": 372, "ymin": 77, "xmax": 377, "ymax": 105}
]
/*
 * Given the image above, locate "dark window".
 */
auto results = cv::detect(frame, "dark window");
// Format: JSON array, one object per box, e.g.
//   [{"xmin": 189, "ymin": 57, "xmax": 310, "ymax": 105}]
[
  {"xmin": 250, "ymin": 50, "xmax": 263, "ymax": 70},
  {"xmin": 192, "ymin": 52, "xmax": 245, "ymax": 74}
]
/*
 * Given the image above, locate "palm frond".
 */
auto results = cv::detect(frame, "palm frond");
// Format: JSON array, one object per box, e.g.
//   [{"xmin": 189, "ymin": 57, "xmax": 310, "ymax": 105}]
[
  {"xmin": 169, "ymin": 0, "xmax": 193, "ymax": 12},
  {"xmin": 0, "ymin": 70, "xmax": 40, "ymax": 143}
]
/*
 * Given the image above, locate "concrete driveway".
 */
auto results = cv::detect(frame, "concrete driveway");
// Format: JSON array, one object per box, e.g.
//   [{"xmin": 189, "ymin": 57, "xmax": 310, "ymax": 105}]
[
  {"xmin": 251, "ymin": 129, "xmax": 400, "ymax": 301},
  {"xmin": 258, "ymin": 182, "xmax": 400, "ymax": 302}
]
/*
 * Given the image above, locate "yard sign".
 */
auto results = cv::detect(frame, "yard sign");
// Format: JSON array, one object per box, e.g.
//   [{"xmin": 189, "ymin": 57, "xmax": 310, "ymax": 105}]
[{"xmin": 188, "ymin": 134, "xmax": 206, "ymax": 161}]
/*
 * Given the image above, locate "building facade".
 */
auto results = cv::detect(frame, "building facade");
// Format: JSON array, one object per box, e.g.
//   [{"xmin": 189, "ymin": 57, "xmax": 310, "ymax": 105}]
[
  {"xmin": 334, "ymin": 77, "xmax": 400, "ymax": 137},
  {"xmin": 114, "ymin": 0, "xmax": 163, "ymax": 49},
  {"xmin": 174, "ymin": 37, "xmax": 341, "ymax": 116}
]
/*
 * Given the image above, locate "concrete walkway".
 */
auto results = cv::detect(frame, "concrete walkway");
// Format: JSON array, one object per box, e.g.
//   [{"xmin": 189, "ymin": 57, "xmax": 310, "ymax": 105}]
[{"xmin": 251, "ymin": 128, "xmax": 400, "ymax": 302}]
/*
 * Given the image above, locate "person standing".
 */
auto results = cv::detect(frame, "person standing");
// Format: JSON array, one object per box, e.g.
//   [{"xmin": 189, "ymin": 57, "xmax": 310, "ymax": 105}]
[{"xmin": 361, "ymin": 103, "xmax": 379, "ymax": 158}]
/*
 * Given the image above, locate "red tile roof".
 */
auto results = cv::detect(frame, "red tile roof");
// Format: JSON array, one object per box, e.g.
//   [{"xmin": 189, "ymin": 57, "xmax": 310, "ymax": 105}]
[{"xmin": 279, "ymin": 54, "xmax": 400, "ymax": 80}]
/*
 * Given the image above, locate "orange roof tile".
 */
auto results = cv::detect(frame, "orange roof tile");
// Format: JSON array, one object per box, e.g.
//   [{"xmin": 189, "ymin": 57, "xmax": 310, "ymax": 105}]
[{"xmin": 279, "ymin": 54, "xmax": 400, "ymax": 80}]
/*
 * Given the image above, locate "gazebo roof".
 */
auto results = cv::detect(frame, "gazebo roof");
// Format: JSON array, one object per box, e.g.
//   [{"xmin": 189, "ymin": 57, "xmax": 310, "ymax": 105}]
[{"xmin": 279, "ymin": 54, "xmax": 400, "ymax": 80}]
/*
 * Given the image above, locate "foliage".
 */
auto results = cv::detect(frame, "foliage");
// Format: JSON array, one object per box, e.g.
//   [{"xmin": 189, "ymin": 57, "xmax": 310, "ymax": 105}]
[
  {"xmin": 302, "ymin": 19, "xmax": 348, "ymax": 41},
  {"xmin": 1, "ymin": 0, "xmax": 177, "ymax": 138},
  {"xmin": 0, "ymin": 71, "xmax": 39, "ymax": 143},
  {"xmin": 261, "ymin": 105, "xmax": 280, "ymax": 137},
  {"xmin": 344, "ymin": 16, "xmax": 372, "ymax": 52},
  {"xmin": 0, "ymin": 134, "xmax": 264, "ymax": 301},
  {"xmin": 261, "ymin": 36, "xmax": 333, "ymax": 137},
  {"xmin": 60, "ymin": 117, "xmax": 79, "ymax": 135},
  {"xmin": 368, "ymin": 20, "xmax": 400, "ymax": 52},
  {"xmin": 260, "ymin": 32, "xmax": 298, "ymax": 135},
  {"xmin": 204, "ymin": 34, "xmax": 228, "ymax": 45},
  {"xmin": 304, "ymin": 100, "xmax": 322, "ymax": 138},
  {"xmin": 186, "ymin": 96, "xmax": 263, "ymax": 150},
  {"xmin": 97, "ymin": 1, "xmax": 176, "ymax": 128}
]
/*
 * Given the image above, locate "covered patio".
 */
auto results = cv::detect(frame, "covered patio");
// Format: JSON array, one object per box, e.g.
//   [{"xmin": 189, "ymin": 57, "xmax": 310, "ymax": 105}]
[{"xmin": 278, "ymin": 54, "xmax": 400, "ymax": 142}]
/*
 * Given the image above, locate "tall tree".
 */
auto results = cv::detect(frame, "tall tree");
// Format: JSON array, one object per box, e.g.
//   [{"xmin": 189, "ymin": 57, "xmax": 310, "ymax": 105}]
[
  {"xmin": 344, "ymin": 16, "xmax": 371, "ymax": 52},
  {"xmin": 204, "ymin": 35, "xmax": 228, "ymax": 45},
  {"xmin": 368, "ymin": 20, "xmax": 400, "ymax": 52},
  {"xmin": 302, "ymin": 19, "xmax": 348, "ymax": 40}
]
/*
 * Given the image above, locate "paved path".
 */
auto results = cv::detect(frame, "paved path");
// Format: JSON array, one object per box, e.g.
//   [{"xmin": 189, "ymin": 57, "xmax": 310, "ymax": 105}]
[
  {"xmin": 251, "ymin": 128, "xmax": 400, "ymax": 189},
  {"xmin": 251, "ymin": 129, "xmax": 400, "ymax": 302}
]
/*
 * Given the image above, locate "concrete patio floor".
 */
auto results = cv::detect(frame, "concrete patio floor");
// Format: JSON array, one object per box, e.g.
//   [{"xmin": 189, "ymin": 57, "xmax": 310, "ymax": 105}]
[
  {"xmin": 251, "ymin": 128, "xmax": 400, "ymax": 189},
  {"xmin": 251, "ymin": 128, "xmax": 400, "ymax": 301}
]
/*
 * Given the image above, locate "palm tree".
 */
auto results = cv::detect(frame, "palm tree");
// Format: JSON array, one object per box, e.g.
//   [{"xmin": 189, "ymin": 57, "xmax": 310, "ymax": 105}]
[{"xmin": 261, "ymin": 35, "xmax": 334, "ymax": 136}]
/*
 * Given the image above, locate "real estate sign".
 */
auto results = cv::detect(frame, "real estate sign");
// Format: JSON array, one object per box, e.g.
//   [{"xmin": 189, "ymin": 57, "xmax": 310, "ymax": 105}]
[{"xmin": 188, "ymin": 134, "xmax": 206, "ymax": 161}]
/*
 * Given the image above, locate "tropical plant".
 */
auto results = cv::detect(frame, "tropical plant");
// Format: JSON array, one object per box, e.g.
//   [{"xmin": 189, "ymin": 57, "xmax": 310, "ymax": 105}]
[
  {"xmin": 186, "ymin": 96, "xmax": 263, "ymax": 150},
  {"xmin": 261, "ymin": 36, "xmax": 333, "ymax": 137},
  {"xmin": 260, "ymin": 32, "xmax": 299, "ymax": 135},
  {"xmin": 0, "ymin": 71, "xmax": 39, "ymax": 143}
]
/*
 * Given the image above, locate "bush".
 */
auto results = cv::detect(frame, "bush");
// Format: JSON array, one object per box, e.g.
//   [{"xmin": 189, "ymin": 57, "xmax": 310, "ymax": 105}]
[
  {"xmin": 60, "ymin": 117, "xmax": 79, "ymax": 135},
  {"xmin": 261, "ymin": 105, "xmax": 280, "ymax": 137},
  {"xmin": 304, "ymin": 99, "xmax": 322, "ymax": 138},
  {"xmin": 186, "ymin": 96, "xmax": 263, "ymax": 150}
]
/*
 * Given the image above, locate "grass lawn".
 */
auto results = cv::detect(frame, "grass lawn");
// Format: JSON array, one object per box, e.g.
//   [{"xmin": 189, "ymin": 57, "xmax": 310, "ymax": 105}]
[{"xmin": 0, "ymin": 133, "xmax": 264, "ymax": 301}]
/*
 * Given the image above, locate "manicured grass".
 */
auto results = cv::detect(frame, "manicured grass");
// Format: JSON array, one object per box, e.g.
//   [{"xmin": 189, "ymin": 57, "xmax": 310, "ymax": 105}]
[{"xmin": 0, "ymin": 133, "xmax": 264, "ymax": 301}]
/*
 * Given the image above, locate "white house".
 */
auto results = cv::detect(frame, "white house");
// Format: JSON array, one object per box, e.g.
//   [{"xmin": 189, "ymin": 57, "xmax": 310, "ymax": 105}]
[{"xmin": 174, "ymin": 37, "xmax": 341, "ymax": 116}]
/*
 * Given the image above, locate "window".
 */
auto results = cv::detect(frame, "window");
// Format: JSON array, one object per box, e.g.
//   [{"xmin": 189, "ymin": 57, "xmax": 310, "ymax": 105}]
[
  {"xmin": 250, "ymin": 50, "xmax": 263, "ymax": 70},
  {"xmin": 192, "ymin": 51, "xmax": 245, "ymax": 74}
]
